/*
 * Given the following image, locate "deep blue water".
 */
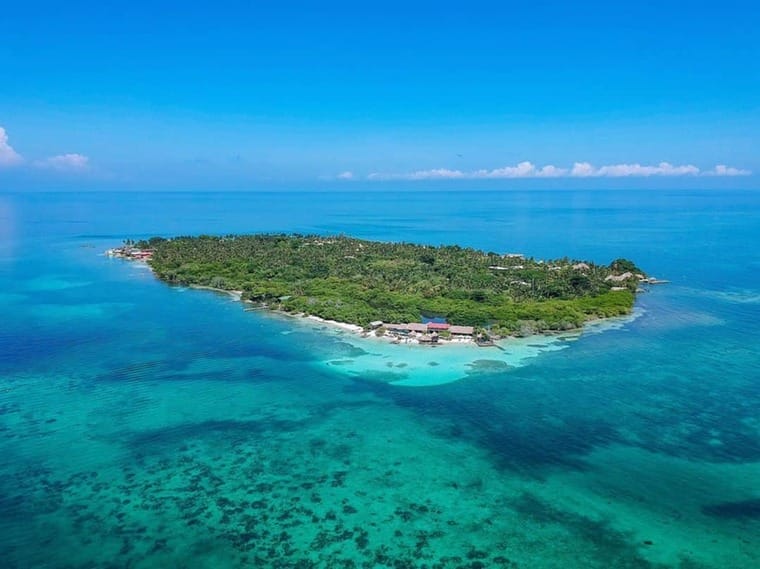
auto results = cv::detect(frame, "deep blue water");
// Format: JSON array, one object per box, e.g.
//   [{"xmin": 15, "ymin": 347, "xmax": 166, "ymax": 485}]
[{"xmin": 1, "ymin": 190, "xmax": 759, "ymax": 568}]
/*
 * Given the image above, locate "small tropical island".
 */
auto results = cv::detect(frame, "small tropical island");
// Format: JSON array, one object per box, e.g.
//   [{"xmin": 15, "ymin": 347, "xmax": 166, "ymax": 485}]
[{"xmin": 109, "ymin": 234, "xmax": 657, "ymax": 342}]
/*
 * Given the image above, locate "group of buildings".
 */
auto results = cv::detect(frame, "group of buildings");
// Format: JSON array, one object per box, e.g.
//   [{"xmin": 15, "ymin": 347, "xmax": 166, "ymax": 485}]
[
  {"xmin": 368, "ymin": 321, "xmax": 476, "ymax": 344},
  {"xmin": 105, "ymin": 246, "xmax": 154, "ymax": 261}
]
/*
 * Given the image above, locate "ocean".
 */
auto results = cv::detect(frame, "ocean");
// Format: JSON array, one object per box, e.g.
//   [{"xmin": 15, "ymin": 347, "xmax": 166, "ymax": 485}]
[{"xmin": 1, "ymin": 190, "xmax": 759, "ymax": 568}]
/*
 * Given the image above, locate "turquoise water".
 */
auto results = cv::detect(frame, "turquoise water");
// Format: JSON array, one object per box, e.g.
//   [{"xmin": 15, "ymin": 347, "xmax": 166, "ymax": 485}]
[{"xmin": 1, "ymin": 190, "xmax": 759, "ymax": 568}]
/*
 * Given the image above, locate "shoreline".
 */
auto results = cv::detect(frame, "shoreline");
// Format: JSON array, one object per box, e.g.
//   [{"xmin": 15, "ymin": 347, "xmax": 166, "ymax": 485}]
[
  {"xmin": 246, "ymin": 301, "xmax": 644, "ymax": 351},
  {"xmin": 248, "ymin": 297, "xmax": 643, "ymax": 350},
  {"xmin": 122, "ymin": 256, "xmax": 640, "ymax": 348},
  {"xmin": 188, "ymin": 284, "xmax": 244, "ymax": 301},
  {"xmin": 181, "ymin": 283, "xmax": 638, "ymax": 347}
]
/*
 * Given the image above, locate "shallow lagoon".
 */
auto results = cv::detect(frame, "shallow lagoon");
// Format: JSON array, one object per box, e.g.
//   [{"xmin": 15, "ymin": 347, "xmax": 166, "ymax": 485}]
[
  {"xmin": 317, "ymin": 324, "xmax": 573, "ymax": 387},
  {"xmin": 316, "ymin": 310, "xmax": 644, "ymax": 387}
]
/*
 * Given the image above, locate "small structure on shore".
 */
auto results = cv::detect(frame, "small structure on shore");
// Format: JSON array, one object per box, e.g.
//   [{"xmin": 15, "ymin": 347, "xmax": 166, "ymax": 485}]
[
  {"xmin": 476, "ymin": 332, "xmax": 495, "ymax": 347},
  {"xmin": 106, "ymin": 246, "xmax": 154, "ymax": 261},
  {"xmin": 605, "ymin": 272, "xmax": 633, "ymax": 282},
  {"xmin": 418, "ymin": 333, "xmax": 439, "ymax": 344}
]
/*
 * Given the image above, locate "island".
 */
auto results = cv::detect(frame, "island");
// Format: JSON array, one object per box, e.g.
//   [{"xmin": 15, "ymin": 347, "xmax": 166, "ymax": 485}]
[{"xmin": 108, "ymin": 234, "xmax": 656, "ymax": 342}]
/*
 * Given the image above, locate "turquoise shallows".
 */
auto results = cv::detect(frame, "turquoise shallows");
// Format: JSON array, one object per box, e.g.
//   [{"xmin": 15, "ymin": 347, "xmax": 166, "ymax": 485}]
[{"xmin": 1, "ymin": 190, "xmax": 759, "ymax": 568}]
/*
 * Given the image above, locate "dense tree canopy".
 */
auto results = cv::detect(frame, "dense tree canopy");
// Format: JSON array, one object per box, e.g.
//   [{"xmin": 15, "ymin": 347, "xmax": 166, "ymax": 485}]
[{"xmin": 139, "ymin": 234, "xmax": 645, "ymax": 334}]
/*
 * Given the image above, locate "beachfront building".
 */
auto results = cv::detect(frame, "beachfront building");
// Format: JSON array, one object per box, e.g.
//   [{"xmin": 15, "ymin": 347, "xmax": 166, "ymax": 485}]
[
  {"xmin": 380, "ymin": 321, "xmax": 475, "ymax": 339},
  {"xmin": 407, "ymin": 323, "xmax": 428, "ymax": 333},
  {"xmin": 449, "ymin": 325, "xmax": 475, "ymax": 336}
]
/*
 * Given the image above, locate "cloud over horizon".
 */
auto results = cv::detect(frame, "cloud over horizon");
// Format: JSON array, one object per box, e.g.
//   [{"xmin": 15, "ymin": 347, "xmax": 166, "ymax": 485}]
[
  {"xmin": 34, "ymin": 153, "xmax": 90, "ymax": 172},
  {"xmin": 363, "ymin": 161, "xmax": 751, "ymax": 181},
  {"xmin": 2, "ymin": 122, "xmax": 753, "ymax": 188},
  {"xmin": 0, "ymin": 127, "xmax": 23, "ymax": 167},
  {"xmin": 0, "ymin": 125, "xmax": 90, "ymax": 175}
]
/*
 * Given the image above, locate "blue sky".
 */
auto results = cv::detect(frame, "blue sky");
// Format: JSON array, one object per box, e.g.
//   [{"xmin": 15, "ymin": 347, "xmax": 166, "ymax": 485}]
[{"xmin": 1, "ymin": 1, "xmax": 758, "ymax": 190}]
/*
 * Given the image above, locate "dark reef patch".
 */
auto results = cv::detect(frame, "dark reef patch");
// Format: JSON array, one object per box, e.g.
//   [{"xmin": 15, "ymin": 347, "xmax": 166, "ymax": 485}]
[
  {"xmin": 345, "ymin": 375, "xmax": 619, "ymax": 474},
  {"xmin": 702, "ymin": 498, "xmax": 760, "ymax": 519},
  {"xmin": 511, "ymin": 493, "xmax": 667, "ymax": 568},
  {"xmin": 125, "ymin": 417, "xmax": 308, "ymax": 455}
]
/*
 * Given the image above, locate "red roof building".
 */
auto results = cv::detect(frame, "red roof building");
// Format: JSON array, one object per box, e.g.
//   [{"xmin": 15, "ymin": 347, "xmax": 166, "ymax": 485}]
[{"xmin": 426, "ymin": 322, "xmax": 450, "ymax": 331}]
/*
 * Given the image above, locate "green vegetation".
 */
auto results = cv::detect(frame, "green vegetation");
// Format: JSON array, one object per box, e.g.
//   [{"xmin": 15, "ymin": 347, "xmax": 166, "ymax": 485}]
[{"xmin": 138, "ymin": 234, "xmax": 645, "ymax": 334}]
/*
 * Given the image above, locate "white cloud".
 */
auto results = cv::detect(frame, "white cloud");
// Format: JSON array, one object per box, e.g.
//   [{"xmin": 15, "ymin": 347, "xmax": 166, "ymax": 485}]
[
  {"xmin": 365, "ymin": 161, "xmax": 751, "ymax": 180},
  {"xmin": 35, "ymin": 153, "xmax": 90, "ymax": 172},
  {"xmin": 367, "ymin": 169, "xmax": 466, "ymax": 181},
  {"xmin": 409, "ymin": 168, "xmax": 466, "ymax": 180},
  {"xmin": 596, "ymin": 162, "xmax": 700, "ymax": 177},
  {"xmin": 570, "ymin": 161, "xmax": 701, "ymax": 177},
  {"xmin": 368, "ymin": 162, "xmax": 570, "ymax": 180},
  {"xmin": 704, "ymin": 164, "xmax": 751, "ymax": 177},
  {"xmin": 336, "ymin": 171, "xmax": 355, "ymax": 180},
  {"xmin": 474, "ymin": 161, "xmax": 534, "ymax": 178},
  {"xmin": 0, "ymin": 126, "xmax": 93, "ymax": 173},
  {"xmin": 535, "ymin": 164, "xmax": 569, "ymax": 178},
  {"xmin": 0, "ymin": 127, "xmax": 23, "ymax": 167},
  {"xmin": 472, "ymin": 161, "xmax": 570, "ymax": 179},
  {"xmin": 570, "ymin": 162, "xmax": 596, "ymax": 177}
]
